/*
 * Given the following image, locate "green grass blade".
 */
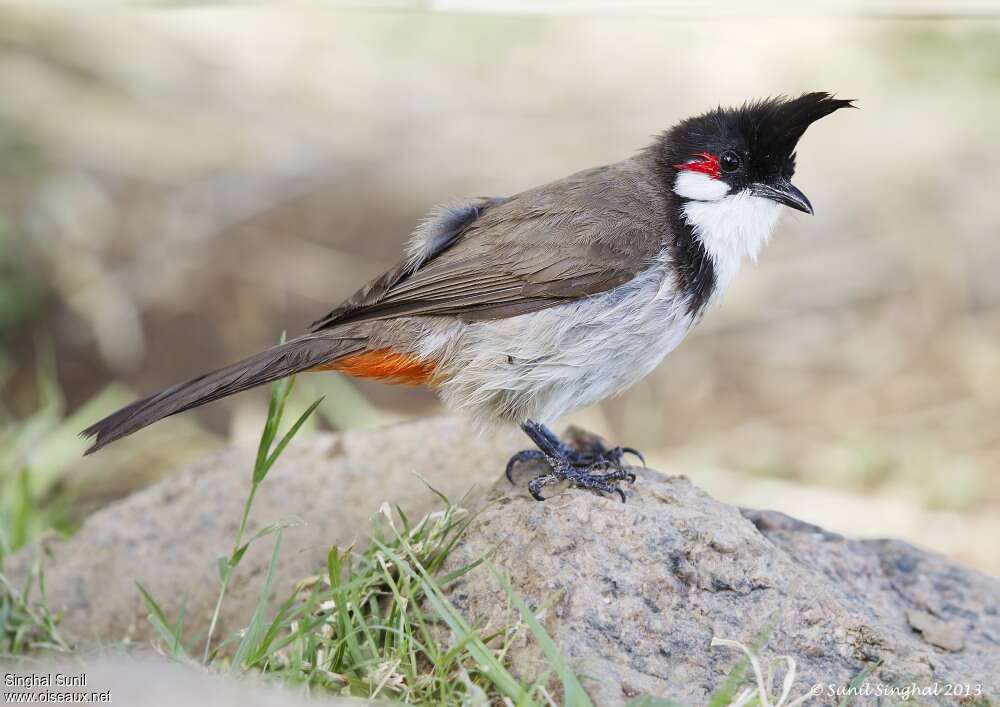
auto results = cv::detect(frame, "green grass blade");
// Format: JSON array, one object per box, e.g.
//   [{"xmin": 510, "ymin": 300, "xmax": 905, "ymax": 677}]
[
  {"xmin": 838, "ymin": 660, "xmax": 882, "ymax": 707},
  {"xmin": 328, "ymin": 547, "xmax": 369, "ymax": 672},
  {"xmin": 260, "ymin": 396, "xmax": 325, "ymax": 480},
  {"xmin": 232, "ymin": 529, "xmax": 283, "ymax": 670},
  {"xmin": 244, "ymin": 591, "xmax": 299, "ymax": 668},
  {"xmin": 490, "ymin": 566, "xmax": 593, "ymax": 707},
  {"xmin": 375, "ymin": 540, "xmax": 530, "ymax": 703},
  {"xmin": 253, "ymin": 381, "xmax": 284, "ymax": 479},
  {"xmin": 136, "ymin": 582, "xmax": 187, "ymax": 659}
]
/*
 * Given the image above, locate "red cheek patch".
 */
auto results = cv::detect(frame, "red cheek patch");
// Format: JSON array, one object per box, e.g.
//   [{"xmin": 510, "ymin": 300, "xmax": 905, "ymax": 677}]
[{"xmin": 673, "ymin": 152, "xmax": 721, "ymax": 180}]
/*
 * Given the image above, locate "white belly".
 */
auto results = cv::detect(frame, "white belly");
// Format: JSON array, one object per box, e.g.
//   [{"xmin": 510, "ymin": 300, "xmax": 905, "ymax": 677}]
[{"xmin": 428, "ymin": 262, "xmax": 696, "ymax": 425}]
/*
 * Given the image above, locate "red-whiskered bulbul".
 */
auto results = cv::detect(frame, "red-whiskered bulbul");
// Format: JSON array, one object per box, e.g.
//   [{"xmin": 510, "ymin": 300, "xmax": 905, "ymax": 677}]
[{"xmin": 83, "ymin": 92, "xmax": 854, "ymax": 501}]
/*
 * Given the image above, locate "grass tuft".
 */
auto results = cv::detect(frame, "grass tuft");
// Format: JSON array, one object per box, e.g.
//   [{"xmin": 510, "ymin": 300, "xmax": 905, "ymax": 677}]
[
  {"xmin": 0, "ymin": 558, "xmax": 68, "ymax": 658},
  {"xmin": 128, "ymin": 369, "xmax": 557, "ymax": 703}
]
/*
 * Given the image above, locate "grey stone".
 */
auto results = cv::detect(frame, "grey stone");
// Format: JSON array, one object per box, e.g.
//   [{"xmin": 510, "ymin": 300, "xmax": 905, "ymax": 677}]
[
  {"xmin": 441, "ymin": 466, "xmax": 999, "ymax": 706},
  {"xmin": 6, "ymin": 419, "xmax": 998, "ymax": 706}
]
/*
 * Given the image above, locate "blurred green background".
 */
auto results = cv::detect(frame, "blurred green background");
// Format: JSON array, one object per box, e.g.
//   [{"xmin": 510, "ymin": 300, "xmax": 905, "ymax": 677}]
[{"xmin": 1, "ymin": 5, "xmax": 998, "ymax": 572}]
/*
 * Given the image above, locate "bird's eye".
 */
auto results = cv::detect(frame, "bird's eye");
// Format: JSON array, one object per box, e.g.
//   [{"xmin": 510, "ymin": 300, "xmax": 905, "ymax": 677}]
[{"xmin": 720, "ymin": 151, "xmax": 741, "ymax": 173}]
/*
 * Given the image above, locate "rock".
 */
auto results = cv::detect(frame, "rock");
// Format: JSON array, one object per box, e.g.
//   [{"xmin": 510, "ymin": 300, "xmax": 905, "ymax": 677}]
[
  {"xmin": 6, "ymin": 419, "xmax": 998, "ymax": 706},
  {"xmin": 4, "ymin": 417, "xmax": 524, "ymax": 649},
  {"xmin": 905, "ymin": 610, "xmax": 965, "ymax": 653},
  {"xmin": 441, "ymin": 467, "xmax": 1000, "ymax": 706}
]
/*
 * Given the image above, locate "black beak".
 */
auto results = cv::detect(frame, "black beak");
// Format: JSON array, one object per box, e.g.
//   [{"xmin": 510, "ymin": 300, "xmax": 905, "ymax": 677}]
[{"xmin": 752, "ymin": 179, "xmax": 814, "ymax": 215}]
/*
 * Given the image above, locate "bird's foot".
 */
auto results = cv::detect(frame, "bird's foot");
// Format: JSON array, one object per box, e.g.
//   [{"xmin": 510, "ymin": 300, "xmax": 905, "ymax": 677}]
[
  {"xmin": 563, "ymin": 434, "xmax": 646, "ymax": 470},
  {"xmin": 526, "ymin": 458, "xmax": 636, "ymax": 503},
  {"xmin": 505, "ymin": 420, "xmax": 643, "ymax": 502}
]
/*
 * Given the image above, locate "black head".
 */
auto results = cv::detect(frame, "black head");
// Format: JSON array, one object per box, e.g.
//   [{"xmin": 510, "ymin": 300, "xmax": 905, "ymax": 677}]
[{"xmin": 660, "ymin": 92, "xmax": 855, "ymax": 214}]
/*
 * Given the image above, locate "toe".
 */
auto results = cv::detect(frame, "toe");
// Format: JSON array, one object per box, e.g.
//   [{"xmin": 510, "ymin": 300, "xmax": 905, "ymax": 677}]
[
  {"xmin": 506, "ymin": 449, "xmax": 545, "ymax": 483},
  {"xmin": 527, "ymin": 473, "xmax": 558, "ymax": 501}
]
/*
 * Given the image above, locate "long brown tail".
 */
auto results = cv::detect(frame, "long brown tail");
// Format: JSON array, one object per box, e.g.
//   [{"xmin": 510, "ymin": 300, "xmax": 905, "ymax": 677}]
[{"xmin": 81, "ymin": 332, "xmax": 365, "ymax": 454}]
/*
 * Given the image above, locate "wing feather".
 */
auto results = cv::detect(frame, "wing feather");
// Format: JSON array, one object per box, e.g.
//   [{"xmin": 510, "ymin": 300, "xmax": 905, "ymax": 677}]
[{"xmin": 311, "ymin": 158, "xmax": 666, "ymax": 329}]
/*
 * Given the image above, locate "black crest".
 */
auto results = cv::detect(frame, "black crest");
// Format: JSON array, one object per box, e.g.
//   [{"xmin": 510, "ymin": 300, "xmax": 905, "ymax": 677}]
[
  {"xmin": 730, "ymin": 92, "xmax": 855, "ymax": 175},
  {"xmin": 738, "ymin": 92, "xmax": 855, "ymax": 157}
]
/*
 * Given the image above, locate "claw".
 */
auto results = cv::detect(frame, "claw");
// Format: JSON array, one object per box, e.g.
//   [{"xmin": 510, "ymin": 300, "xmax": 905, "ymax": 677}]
[
  {"xmin": 527, "ymin": 473, "xmax": 556, "ymax": 501},
  {"xmin": 505, "ymin": 449, "xmax": 546, "ymax": 484},
  {"xmin": 621, "ymin": 447, "xmax": 646, "ymax": 467}
]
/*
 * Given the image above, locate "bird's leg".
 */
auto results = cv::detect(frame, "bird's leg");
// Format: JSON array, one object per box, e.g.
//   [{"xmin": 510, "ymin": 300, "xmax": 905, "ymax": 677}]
[
  {"xmin": 523, "ymin": 420, "xmax": 645, "ymax": 468},
  {"xmin": 505, "ymin": 420, "xmax": 642, "ymax": 502}
]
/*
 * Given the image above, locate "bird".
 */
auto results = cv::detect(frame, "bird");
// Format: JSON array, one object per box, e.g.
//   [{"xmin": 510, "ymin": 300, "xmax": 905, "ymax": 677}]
[{"xmin": 82, "ymin": 92, "xmax": 853, "ymax": 502}]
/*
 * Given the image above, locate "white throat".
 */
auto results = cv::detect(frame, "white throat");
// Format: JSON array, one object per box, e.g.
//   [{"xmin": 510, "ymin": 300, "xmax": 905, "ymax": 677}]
[{"xmin": 673, "ymin": 171, "xmax": 783, "ymax": 297}]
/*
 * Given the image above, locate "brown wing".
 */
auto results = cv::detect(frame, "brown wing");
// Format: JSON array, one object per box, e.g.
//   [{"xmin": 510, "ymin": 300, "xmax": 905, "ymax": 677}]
[{"xmin": 312, "ymin": 158, "xmax": 666, "ymax": 330}]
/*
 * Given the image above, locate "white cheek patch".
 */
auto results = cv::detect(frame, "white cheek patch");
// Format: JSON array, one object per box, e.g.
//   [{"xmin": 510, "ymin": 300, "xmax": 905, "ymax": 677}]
[
  {"xmin": 673, "ymin": 171, "xmax": 730, "ymax": 202},
  {"xmin": 681, "ymin": 190, "xmax": 783, "ymax": 296}
]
